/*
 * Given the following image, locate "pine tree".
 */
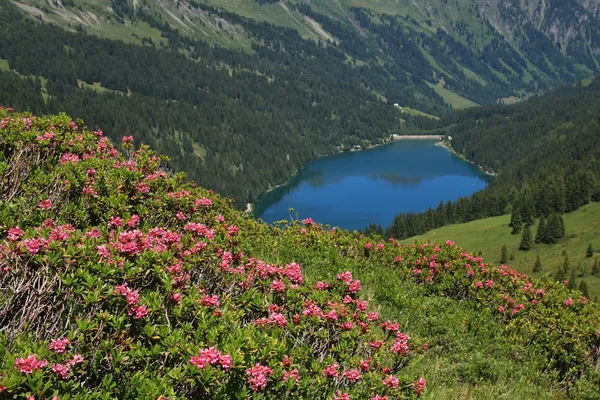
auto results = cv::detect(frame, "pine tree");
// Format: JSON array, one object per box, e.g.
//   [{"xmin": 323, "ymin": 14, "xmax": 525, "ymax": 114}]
[
  {"xmin": 535, "ymin": 217, "xmax": 547, "ymax": 244},
  {"xmin": 568, "ymin": 269, "xmax": 577, "ymax": 290},
  {"xmin": 509, "ymin": 200, "xmax": 523, "ymax": 234},
  {"xmin": 520, "ymin": 187, "xmax": 536, "ymax": 226},
  {"xmin": 544, "ymin": 213, "xmax": 564, "ymax": 244},
  {"xmin": 519, "ymin": 225, "xmax": 533, "ymax": 251},
  {"xmin": 500, "ymin": 245, "xmax": 508, "ymax": 264},
  {"xmin": 592, "ymin": 258, "xmax": 600, "ymax": 276},
  {"xmin": 555, "ymin": 266, "xmax": 566, "ymax": 283},
  {"xmin": 579, "ymin": 280, "xmax": 589, "ymax": 297},
  {"xmin": 586, "ymin": 243, "xmax": 594, "ymax": 258},
  {"xmin": 562, "ymin": 251, "xmax": 570, "ymax": 273},
  {"xmin": 533, "ymin": 254, "xmax": 542, "ymax": 272}
]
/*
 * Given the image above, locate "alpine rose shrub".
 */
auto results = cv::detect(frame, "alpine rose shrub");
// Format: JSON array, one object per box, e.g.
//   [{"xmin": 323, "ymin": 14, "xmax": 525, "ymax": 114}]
[{"xmin": 0, "ymin": 110, "xmax": 425, "ymax": 399}]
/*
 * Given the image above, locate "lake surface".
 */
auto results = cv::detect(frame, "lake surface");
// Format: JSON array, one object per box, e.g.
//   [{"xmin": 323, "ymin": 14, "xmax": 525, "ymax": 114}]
[{"xmin": 254, "ymin": 139, "xmax": 492, "ymax": 231}]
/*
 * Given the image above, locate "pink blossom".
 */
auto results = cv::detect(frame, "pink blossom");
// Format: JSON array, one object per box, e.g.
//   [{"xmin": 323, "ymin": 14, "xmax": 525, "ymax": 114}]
[
  {"xmin": 301, "ymin": 218, "xmax": 314, "ymax": 225},
  {"xmin": 38, "ymin": 199, "xmax": 53, "ymax": 210},
  {"xmin": 7, "ymin": 226, "xmax": 24, "ymax": 241},
  {"xmin": 321, "ymin": 363, "xmax": 339, "ymax": 378},
  {"xmin": 190, "ymin": 347, "xmax": 222, "ymax": 369},
  {"xmin": 337, "ymin": 271, "xmax": 353, "ymax": 284},
  {"xmin": 371, "ymin": 396, "xmax": 388, "ymax": 400},
  {"xmin": 367, "ymin": 312, "xmax": 379, "ymax": 321},
  {"xmin": 52, "ymin": 363, "xmax": 70, "ymax": 380},
  {"xmin": 359, "ymin": 358, "xmax": 371, "ymax": 371},
  {"xmin": 282, "ymin": 368, "xmax": 300, "ymax": 382},
  {"xmin": 348, "ymin": 280, "xmax": 361, "ymax": 293},
  {"xmin": 315, "ymin": 281, "xmax": 330, "ymax": 290},
  {"xmin": 201, "ymin": 294, "xmax": 220, "ymax": 308},
  {"xmin": 122, "ymin": 135, "xmax": 134, "ymax": 144},
  {"xmin": 380, "ymin": 320, "xmax": 399, "ymax": 332},
  {"xmin": 60, "ymin": 153, "xmax": 80, "ymax": 164},
  {"xmin": 14, "ymin": 355, "xmax": 47, "ymax": 374},
  {"xmin": 67, "ymin": 354, "xmax": 84, "ymax": 366},
  {"xmin": 97, "ymin": 245, "xmax": 110, "ymax": 258},
  {"xmin": 333, "ymin": 391, "xmax": 351, "ymax": 400},
  {"xmin": 195, "ymin": 197, "xmax": 212, "ymax": 207},
  {"xmin": 412, "ymin": 377, "xmax": 426, "ymax": 396},
  {"xmin": 49, "ymin": 338, "xmax": 70, "ymax": 353},
  {"xmin": 246, "ymin": 363, "xmax": 273, "ymax": 391},
  {"xmin": 564, "ymin": 298, "xmax": 573, "ymax": 306},
  {"xmin": 270, "ymin": 279, "xmax": 286, "ymax": 293},
  {"xmin": 129, "ymin": 304, "xmax": 148, "ymax": 319},
  {"xmin": 343, "ymin": 368, "xmax": 362, "ymax": 382},
  {"xmin": 127, "ymin": 215, "xmax": 140, "ymax": 228},
  {"xmin": 382, "ymin": 375, "xmax": 399, "ymax": 388}
]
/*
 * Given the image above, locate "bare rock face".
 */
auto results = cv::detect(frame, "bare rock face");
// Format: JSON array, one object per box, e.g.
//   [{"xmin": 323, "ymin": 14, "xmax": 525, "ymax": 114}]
[{"xmin": 476, "ymin": 0, "xmax": 600, "ymax": 54}]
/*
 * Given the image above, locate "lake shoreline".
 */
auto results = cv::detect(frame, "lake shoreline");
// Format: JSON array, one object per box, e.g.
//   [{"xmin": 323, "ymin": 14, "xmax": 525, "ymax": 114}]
[
  {"xmin": 435, "ymin": 140, "xmax": 497, "ymax": 176},
  {"xmin": 247, "ymin": 134, "xmax": 445, "ymax": 215}
]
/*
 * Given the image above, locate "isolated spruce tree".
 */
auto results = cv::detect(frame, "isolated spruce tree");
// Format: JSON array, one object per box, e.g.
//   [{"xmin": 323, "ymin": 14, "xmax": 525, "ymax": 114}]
[
  {"xmin": 568, "ymin": 269, "xmax": 577, "ymax": 290},
  {"xmin": 520, "ymin": 187, "xmax": 536, "ymax": 226},
  {"xmin": 535, "ymin": 217, "xmax": 547, "ymax": 244},
  {"xmin": 592, "ymin": 258, "xmax": 600, "ymax": 276},
  {"xmin": 544, "ymin": 213, "xmax": 564, "ymax": 244},
  {"xmin": 533, "ymin": 254, "xmax": 542, "ymax": 272},
  {"xmin": 500, "ymin": 245, "xmax": 508, "ymax": 264},
  {"xmin": 562, "ymin": 251, "xmax": 570, "ymax": 273},
  {"xmin": 519, "ymin": 225, "xmax": 533, "ymax": 251},
  {"xmin": 578, "ymin": 281, "xmax": 589, "ymax": 297},
  {"xmin": 586, "ymin": 243, "xmax": 594, "ymax": 258},
  {"xmin": 509, "ymin": 202, "xmax": 523, "ymax": 234},
  {"xmin": 555, "ymin": 266, "xmax": 566, "ymax": 283}
]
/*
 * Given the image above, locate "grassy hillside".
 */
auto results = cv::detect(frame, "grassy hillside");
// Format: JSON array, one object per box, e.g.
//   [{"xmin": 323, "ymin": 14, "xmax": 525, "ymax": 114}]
[
  {"xmin": 2, "ymin": 109, "xmax": 600, "ymax": 399},
  {"xmin": 401, "ymin": 203, "xmax": 600, "ymax": 298}
]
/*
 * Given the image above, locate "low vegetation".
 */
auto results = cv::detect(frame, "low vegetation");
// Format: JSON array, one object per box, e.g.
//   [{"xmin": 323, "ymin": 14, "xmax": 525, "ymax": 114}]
[{"xmin": 2, "ymin": 109, "xmax": 600, "ymax": 398}]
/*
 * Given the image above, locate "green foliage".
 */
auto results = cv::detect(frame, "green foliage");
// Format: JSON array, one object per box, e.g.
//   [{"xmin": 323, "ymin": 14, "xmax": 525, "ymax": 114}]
[
  {"xmin": 533, "ymin": 255, "xmax": 542, "ymax": 273},
  {"xmin": 518, "ymin": 225, "xmax": 533, "ymax": 251},
  {"xmin": 500, "ymin": 245, "xmax": 508, "ymax": 264},
  {"xmin": 586, "ymin": 243, "xmax": 594, "ymax": 258},
  {"xmin": 3, "ymin": 109, "xmax": 600, "ymax": 399}
]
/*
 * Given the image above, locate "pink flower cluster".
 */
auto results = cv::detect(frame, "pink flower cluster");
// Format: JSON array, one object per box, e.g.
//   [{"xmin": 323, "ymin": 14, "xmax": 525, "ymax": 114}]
[
  {"xmin": 412, "ymin": 377, "xmax": 427, "ymax": 395},
  {"xmin": 114, "ymin": 283, "xmax": 148, "ymax": 319},
  {"xmin": 14, "ymin": 355, "xmax": 47, "ymax": 374},
  {"xmin": 336, "ymin": 271, "xmax": 361, "ymax": 294},
  {"xmin": 190, "ymin": 347, "xmax": 232, "ymax": 371},
  {"xmin": 246, "ymin": 363, "xmax": 273, "ymax": 391},
  {"xmin": 49, "ymin": 338, "xmax": 70, "ymax": 353}
]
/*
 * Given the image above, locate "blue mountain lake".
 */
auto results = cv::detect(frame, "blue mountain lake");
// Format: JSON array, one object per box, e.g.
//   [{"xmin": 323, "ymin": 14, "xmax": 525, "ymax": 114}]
[{"xmin": 254, "ymin": 139, "xmax": 492, "ymax": 231}]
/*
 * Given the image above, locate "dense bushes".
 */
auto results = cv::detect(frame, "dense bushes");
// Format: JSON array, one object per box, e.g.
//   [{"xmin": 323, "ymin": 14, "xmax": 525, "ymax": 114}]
[{"xmin": 1, "ymin": 109, "xmax": 600, "ymax": 398}]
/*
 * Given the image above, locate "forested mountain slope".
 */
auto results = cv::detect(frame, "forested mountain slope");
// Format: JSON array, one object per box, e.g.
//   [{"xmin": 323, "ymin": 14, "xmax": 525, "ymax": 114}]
[
  {"xmin": 1, "ymin": 0, "xmax": 600, "ymax": 208},
  {"xmin": 387, "ymin": 76, "xmax": 600, "ymax": 248},
  {"xmin": 2, "ymin": 109, "xmax": 600, "ymax": 398}
]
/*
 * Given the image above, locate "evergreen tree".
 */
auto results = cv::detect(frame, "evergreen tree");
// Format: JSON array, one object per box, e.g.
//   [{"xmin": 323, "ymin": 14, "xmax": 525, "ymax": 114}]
[
  {"xmin": 519, "ymin": 225, "xmax": 533, "ymax": 251},
  {"xmin": 555, "ymin": 266, "xmax": 566, "ymax": 283},
  {"xmin": 562, "ymin": 251, "xmax": 570, "ymax": 273},
  {"xmin": 535, "ymin": 217, "xmax": 547, "ymax": 244},
  {"xmin": 544, "ymin": 213, "xmax": 564, "ymax": 244},
  {"xmin": 592, "ymin": 258, "xmax": 600, "ymax": 276},
  {"xmin": 520, "ymin": 186, "xmax": 536, "ymax": 226},
  {"xmin": 509, "ymin": 197, "xmax": 522, "ymax": 234},
  {"xmin": 533, "ymin": 254, "xmax": 542, "ymax": 272},
  {"xmin": 586, "ymin": 243, "xmax": 594, "ymax": 258},
  {"xmin": 578, "ymin": 280, "xmax": 589, "ymax": 297},
  {"xmin": 500, "ymin": 245, "xmax": 508, "ymax": 264},
  {"xmin": 568, "ymin": 269, "xmax": 577, "ymax": 290}
]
